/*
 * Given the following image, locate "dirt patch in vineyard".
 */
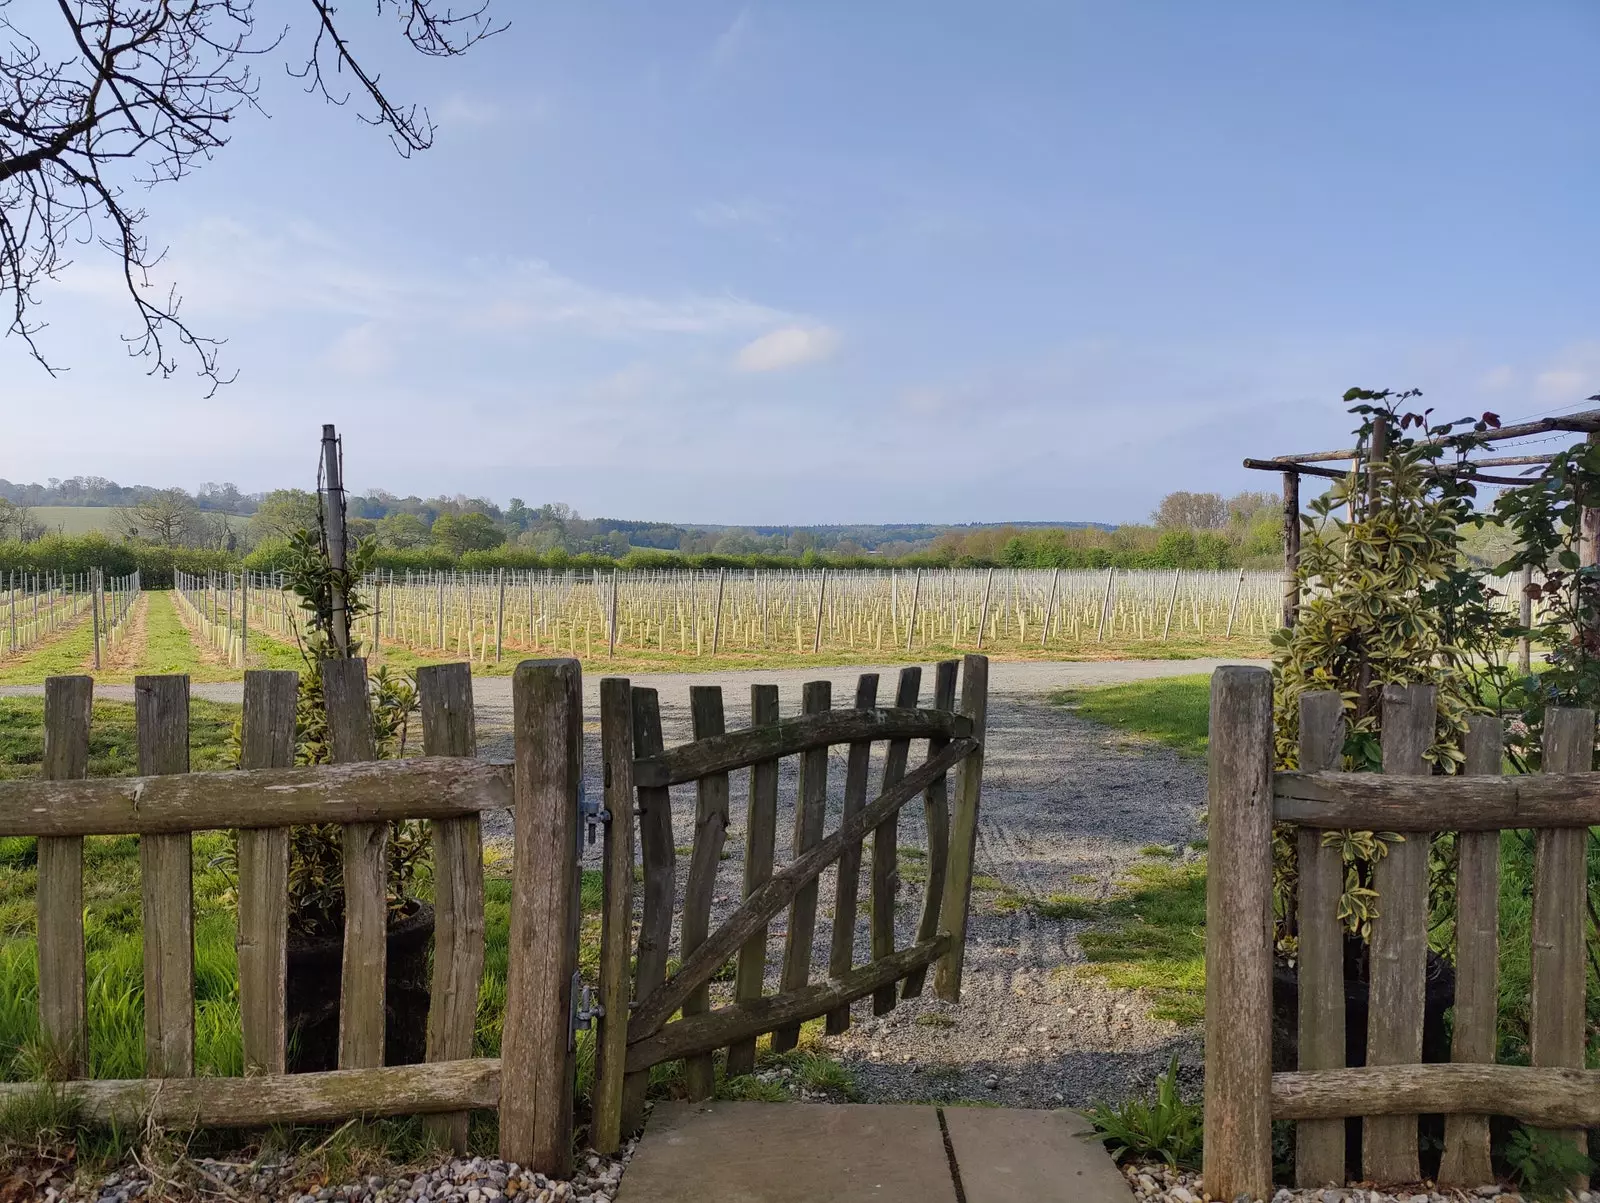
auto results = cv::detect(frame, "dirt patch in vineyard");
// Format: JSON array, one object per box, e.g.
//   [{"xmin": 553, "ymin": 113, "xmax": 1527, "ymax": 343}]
[{"xmin": 84, "ymin": 592, "xmax": 150, "ymax": 674}]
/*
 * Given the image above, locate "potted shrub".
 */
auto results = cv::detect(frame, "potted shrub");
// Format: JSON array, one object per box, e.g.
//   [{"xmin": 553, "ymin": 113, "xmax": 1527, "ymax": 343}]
[{"xmin": 276, "ymin": 522, "xmax": 431, "ymax": 1072}]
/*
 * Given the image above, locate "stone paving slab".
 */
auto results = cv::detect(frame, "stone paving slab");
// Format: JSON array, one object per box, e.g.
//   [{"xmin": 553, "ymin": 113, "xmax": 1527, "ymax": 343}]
[
  {"xmin": 617, "ymin": 1102, "xmax": 958, "ymax": 1203},
  {"xmin": 943, "ymin": 1106, "xmax": 1135, "ymax": 1202},
  {"xmin": 616, "ymin": 1101, "xmax": 1134, "ymax": 1203}
]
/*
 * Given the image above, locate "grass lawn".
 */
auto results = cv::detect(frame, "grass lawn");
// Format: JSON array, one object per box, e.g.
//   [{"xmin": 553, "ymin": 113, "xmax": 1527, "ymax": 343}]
[{"xmin": 1050, "ymin": 673, "xmax": 1212, "ymax": 758}]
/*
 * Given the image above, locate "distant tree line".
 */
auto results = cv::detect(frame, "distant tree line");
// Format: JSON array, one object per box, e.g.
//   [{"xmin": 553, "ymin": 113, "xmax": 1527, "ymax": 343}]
[{"xmin": 0, "ymin": 475, "xmax": 1284, "ymax": 578}]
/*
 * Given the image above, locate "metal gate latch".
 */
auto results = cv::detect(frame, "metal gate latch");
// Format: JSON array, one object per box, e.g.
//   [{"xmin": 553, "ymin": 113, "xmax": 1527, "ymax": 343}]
[
  {"xmin": 570, "ymin": 971, "xmax": 605, "ymax": 1049},
  {"xmin": 580, "ymin": 779, "xmax": 612, "ymax": 847}
]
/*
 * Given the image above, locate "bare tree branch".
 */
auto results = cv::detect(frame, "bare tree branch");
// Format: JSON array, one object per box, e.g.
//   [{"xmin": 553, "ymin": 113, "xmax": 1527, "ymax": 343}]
[{"xmin": 0, "ymin": 0, "xmax": 502, "ymax": 393}]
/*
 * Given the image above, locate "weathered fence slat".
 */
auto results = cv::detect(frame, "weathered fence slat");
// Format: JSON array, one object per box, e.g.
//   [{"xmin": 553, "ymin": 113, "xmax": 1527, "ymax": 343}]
[
  {"xmin": 775, "ymin": 680, "xmax": 832, "ymax": 1051},
  {"xmin": 1363, "ymin": 682, "xmax": 1436, "ymax": 1184},
  {"xmin": 419, "ymin": 663, "xmax": 484, "ymax": 1153},
  {"xmin": 37, "ymin": 675, "xmax": 92, "ymax": 1078},
  {"xmin": 869, "ymin": 667, "xmax": 921, "ymax": 1016},
  {"xmin": 322, "ymin": 658, "xmax": 387, "ymax": 1071},
  {"xmin": 1275, "ymin": 1063, "xmax": 1600, "ymax": 1127},
  {"xmin": 1438, "ymin": 715, "xmax": 1504, "ymax": 1187},
  {"xmin": 726, "ymin": 684, "xmax": 780, "ymax": 1076},
  {"xmin": 903, "ymin": 659, "xmax": 959, "ymax": 1000},
  {"xmin": 136, "ymin": 674, "xmax": 195, "ymax": 1079},
  {"xmin": 1294, "ymin": 690, "xmax": 1346, "ymax": 1188},
  {"xmin": 682, "ymin": 686, "xmax": 730, "ymax": 1100},
  {"xmin": 827, "ymin": 673, "xmax": 880, "ymax": 1033},
  {"xmin": 1532, "ymin": 706, "xmax": 1593, "ymax": 1187},
  {"xmin": 935, "ymin": 654, "xmax": 989, "ymax": 1001},
  {"xmin": 237, "ymin": 670, "xmax": 298, "ymax": 1077},
  {"xmin": 1274, "ymin": 772, "xmax": 1600, "ymax": 829},
  {"xmin": 622, "ymin": 687, "xmax": 674, "ymax": 1133},
  {"xmin": 1201, "ymin": 666, "xmax": 1274, "ymax": 1203},
  {"xmin": 499, "ymin": 659, "xmax": 583, "ymax": 1175},
  {"xmin": 593, "ymin": 677, "xmax": 638, "ymax": 1153}
]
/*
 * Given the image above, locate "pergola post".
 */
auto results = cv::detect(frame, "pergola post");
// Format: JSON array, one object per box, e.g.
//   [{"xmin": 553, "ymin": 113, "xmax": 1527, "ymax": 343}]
[{"xmin": 1281, "ymin": 470, "xmax": 1300, "ymax": 630}]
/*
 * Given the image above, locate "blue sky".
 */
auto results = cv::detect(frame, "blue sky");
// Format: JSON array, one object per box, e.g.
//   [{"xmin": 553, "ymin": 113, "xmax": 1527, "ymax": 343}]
[{"xmin": 4, "ymin": 2, "xmax": 1598, "ymax": 524}]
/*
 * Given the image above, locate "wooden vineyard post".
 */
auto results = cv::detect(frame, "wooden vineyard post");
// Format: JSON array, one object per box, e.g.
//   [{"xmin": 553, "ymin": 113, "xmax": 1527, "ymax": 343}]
[
  {"xmin": 91, "ymin": 568, "xmax": 101, "ymax": 670},
  {"xmin": 681, "ymin": 687, "xmax": 731, "ymax": 1099},
  {"xmin": 871, "ymin": 667, "xmax": 922, "ymax": 1015},
  {"xmin": 496, "ymin": 569, "xmax": 506, "ymax": 662},
  {"xmin": 812, "ymin": 568, "xmax": 828, "ymax": 654},
  {"xmin": 420, "ymin": 663, "xmax": 485, "ymax": 1153},
  {"xmin": 827, "ymin": 673, "xmax": 880, "ymax": 1033},
  {"xmin": 1518, "ymin": 564, "xmax": 1533, "ymax": 675},
  {"xmin": 1225, "ymin": 567, "xmax": 1246, "ymax": 637},
  {"xmin": 240, "ymin": 570, "xmax": 249, "ymax": 665},
  {"xmin": 935, "ymin": 654, "xmax": 988, "ymax": 1001},
  {"xmin": 37, "ymin": 675, "xmax": 92, "ymax": 1078},
  {"xmin": 1095, "ymin": 567, "xmax": 1115, "ymax": 641},
  {"xmin": 500, "ymin": 659, "xmax": 583, "ymax": 1174},
  {"xmin": 1531, "ymin": 706, "xmax": 1593, "ymax": 1187},
  {"xmin": 905, "ymin": 568, "xmax": 922, "ymax": 651},
  {"xmin": 135, "ymin": 674, "xmax": 195, "ymax": 1078},
  {"xmin": 710, "ymin": 568, "xmax": 725, "ymax": 655},
  {"xmin": 1162, "ymin": 569, "xmax": 1181, "ymax": 641},
  {"xmin": 1201, "ymin": 666, "xmax": 1273, "ymax": 1203},
  {"xmin": 622, "ymin": 687, "xmax": 674, "ymax": 1133},
  {"xmin": 237, "ymin": 670, "xmax": 298, "ymax": 1077},
  {"xmin": 322, "ymin": 658, "xmax": 386, "ymax": 1069},
  {"xmin": 593, "ymin": 678, "xmax": 638, "ymax": 1154},
  {"xmin": 609, "ymin": 571, "xmax": 620, "ymax": 657},
  {"xmin": 1363, "ymin": 683, "xmax": 1436, "ymax": 1184},
  {"xmin": 1294, "ymin": 690, "xmax": 1346, "ymax": 1187},
  {"xmin": 1438, "ymin": 715, "xmax": 1504, "ymax": 1186},
  {"xmin": 903, "ymin": 659, "xmax": 958, "ymax": 999},
  {"xmin": 775, "ymin": 681, "xmax": 831, "ymax": 1050},
  {"xmin": 726, "ymin": 684, "xmax": 780, "ymax": 1075},
  {"xmin": 976, "ymin": 567, "xmax": 994, "ymax": 649},
  {"xmin": 321, "ymin": 424, "xmax": 351, "ymax": 655},
  {"xmin": 1282, "ymin": 469, "xmax": 1301, "ymax": 630},
  {"xmin": 1040, "ymin": 567, "xmax": 1059, "ymax": 648}
]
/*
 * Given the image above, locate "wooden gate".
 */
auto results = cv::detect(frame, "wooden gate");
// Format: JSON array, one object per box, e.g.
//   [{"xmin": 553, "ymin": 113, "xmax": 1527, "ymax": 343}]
[
  {"xmin": 1206, "ymin": 666, "xmax": 1600, "ymax": 1199},
  {"xmin": 587, "ymin": 654, "xmax": 989, "ymax": 1153}
]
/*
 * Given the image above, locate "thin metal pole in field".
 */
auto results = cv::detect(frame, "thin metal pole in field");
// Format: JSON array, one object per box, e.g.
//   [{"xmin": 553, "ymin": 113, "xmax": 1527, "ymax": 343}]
[
  {"xmin": 976, "ymin": 567, "xmax": 994, "ymax": 650},
  {"xmin": 91, "ymin": 568, "xmax": 102, "ymax": 669},
  {"xmin": 496, "ymin": 567, "xmax": 506, "ymax": 662}
]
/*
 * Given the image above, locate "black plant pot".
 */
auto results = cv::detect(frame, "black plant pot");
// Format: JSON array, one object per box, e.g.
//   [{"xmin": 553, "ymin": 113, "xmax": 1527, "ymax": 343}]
[
  {"xmin": 286, "ymin": 901, "xmax": 435, "ymax": 1074},
  {"xmin": 1273, "ymin": 935, "xmax": 1456, "ymax": 1183}
]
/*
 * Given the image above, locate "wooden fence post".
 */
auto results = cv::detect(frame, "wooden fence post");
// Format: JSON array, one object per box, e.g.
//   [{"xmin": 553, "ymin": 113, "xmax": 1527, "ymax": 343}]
[
  {"xmin": 1532, "ymin": 706, "xmax": 1593, "ymax": 1188},
  {"xmin": 593, "ymin": 677, "xmax": 638, "ymax": 1154},
  {"xmin": 500, "ymin": 659, "xmax": 583, "ymax": 1175},
  {"xmin": 775, "ymin": 680, "xmax": 832, "ymax": 1049},
  {"xmin": 1282, "ymin": 470, "xmax": 1301, "ymax": 630},
  {"xmin": 322, "ymin": 658, "xmax": 385, "ymax": 1070},
  {"xmin": 726, "ymin": 684, "xmax": 780, "ymax": 1074},
  {"xmin": 237, "ymin": 670, "xmax": 298, "ymax": 1077},
  {"xmin": 135, "ymin": 674, "xmax": 194, "ymax": 1078},
  {"xmin": 935, "ymin": 653, "xmax": 988, "ymax": 1002},
  {"xmin": 1294, "ymin": 690, "xmax": 1346, "ymax": 1187},
  {"xmin": 871, "ymin": 668, "xmax": 921, "ymax": 1016},
  {"xmin": 37, "ymin": 675, "xmax": 92, "ymax": 1078},
  {"xmin": 1201, "ymin": 665, "xmax": 1273, "ymax": 1202},
  {"xmin": 1439, "ymin": 714, "xmax": 1504, "ymax": 1186},
  {"xmin": 420, "ymin": 662, "xmax": 485, "ymax": 1153},
  {"xmin": 622, "ymin": 687, "xmax": 674, "ymax": 1133},
  {"xmin": 828, "ymin": 673, "xmax": 880, "ymax": 1032},
  {"xmin": 1363, "ymin": 682, "xmax": 1436, "ymax": 1184}
]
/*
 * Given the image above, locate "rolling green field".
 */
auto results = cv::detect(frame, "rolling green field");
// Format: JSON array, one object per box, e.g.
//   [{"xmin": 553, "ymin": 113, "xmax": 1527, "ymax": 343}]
[{"xmin": 24, "ymin": 507, "xmax": 251, "ymax": 538}]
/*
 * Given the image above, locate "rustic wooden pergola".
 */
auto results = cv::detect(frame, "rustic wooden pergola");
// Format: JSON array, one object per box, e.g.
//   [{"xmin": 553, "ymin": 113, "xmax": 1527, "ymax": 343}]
[{"xmin": 1245, "ymin": 410, "xmax": 1600, "ymax": 631}]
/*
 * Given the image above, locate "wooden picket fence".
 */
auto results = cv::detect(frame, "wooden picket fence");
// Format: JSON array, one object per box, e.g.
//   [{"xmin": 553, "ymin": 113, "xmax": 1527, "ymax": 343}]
[
  {"xmin": 588, "ymin": 654, "xmax": 990, "ymax": 1153},
  {"xmin": 0, "ymin": 660, "xmax": 585, "ymax": 1175},
  {"xmin": 1205, "ymin": 667, "xmax": 1599, "ymax": 1199}
]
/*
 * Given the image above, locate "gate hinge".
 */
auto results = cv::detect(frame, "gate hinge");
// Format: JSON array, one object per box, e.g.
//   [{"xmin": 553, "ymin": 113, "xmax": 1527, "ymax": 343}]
[{"xmin": 570, "ymin": 971, "xmax": 605, "ymax": 1050}]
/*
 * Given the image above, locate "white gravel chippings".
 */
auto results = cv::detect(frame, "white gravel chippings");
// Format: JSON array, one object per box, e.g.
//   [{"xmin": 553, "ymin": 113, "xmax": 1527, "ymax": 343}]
[{"xmin": 1123, "ymin": 1163, "xmax": 1584, "ymax": 1203}]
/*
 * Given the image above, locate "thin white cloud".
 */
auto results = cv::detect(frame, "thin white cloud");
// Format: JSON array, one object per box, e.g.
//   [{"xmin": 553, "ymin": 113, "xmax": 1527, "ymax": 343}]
[
  {"xmin": 712, "ymin": 7, "xmax": 753, "ymax": 68},
  {"xmin": 1534, "ymin": 342, "xmax": 1600, "ymax": 402},
  {"xmin": 736, "ymin": 325, "xmax": 839, "ymax": 372},
  {"xmin": 438, "ymin": 94, "xmax": 503, "ymax": 126}
]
